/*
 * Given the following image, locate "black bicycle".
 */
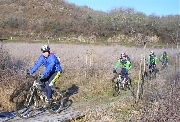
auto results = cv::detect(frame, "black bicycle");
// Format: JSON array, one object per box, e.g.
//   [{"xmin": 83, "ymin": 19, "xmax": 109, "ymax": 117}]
[
  {"xmin": 112, "ymin": 72, "xmax": 131, "ymax": 97},
  {"xmin": 14, "ymin": 75, "xmax": 64, "ymax": 119}
]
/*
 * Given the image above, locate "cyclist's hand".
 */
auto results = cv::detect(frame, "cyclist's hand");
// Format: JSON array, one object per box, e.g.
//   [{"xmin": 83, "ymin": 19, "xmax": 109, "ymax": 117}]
[
  {"xmin": 38, "ymin": 74, "xmax": 44, "ymax": 79},
  {"xmin": 49, "ymin": 81, "xmax": 55, "ymax": 86},
  {"xmin": 113, "ymin": 68, "xmax": 117, "ymax": 73},
  {"xmin": 26, "ymin": 72, "xmax": 31, "ymax": 78},
  {"xmin": 146, "ymin": 63, "xmax": 149, "ymax": 66},
  {"xmin": 27, "ymin": 72, "xmax": 30, "ymax": 76}
]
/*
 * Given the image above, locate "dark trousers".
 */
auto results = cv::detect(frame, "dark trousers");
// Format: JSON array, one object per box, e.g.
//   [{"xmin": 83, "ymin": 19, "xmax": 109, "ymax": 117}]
[
  {"xmin": 121, "ymin": 68, "xmax": 128, "ymax": 79},
  {"xmin": 39, "ymin": 72, "xmax": 58, "ymax": 100}
]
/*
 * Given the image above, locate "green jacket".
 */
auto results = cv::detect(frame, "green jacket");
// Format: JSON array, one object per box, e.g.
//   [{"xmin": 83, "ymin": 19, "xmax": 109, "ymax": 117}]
[
  {"xmin": 115, "ymin": 59, "xmax": 131, "ymax": 70},
  {"xmin": 147, "ymin": 55, "xmax": 157, "ymax": 64},
  {"xmin": 160, "ymin": 55, "xmax": 169, "ymax": 61}
]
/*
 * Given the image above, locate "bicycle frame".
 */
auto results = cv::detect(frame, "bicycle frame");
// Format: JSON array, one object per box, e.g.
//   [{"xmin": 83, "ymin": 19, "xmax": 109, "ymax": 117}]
[
  {"xmin": 112, "ymin": 73, "xmax": 131, "ymax": 97},
  {"xmin": 14, "ymin": 75, "xmax": 64, "ymax": 119}
]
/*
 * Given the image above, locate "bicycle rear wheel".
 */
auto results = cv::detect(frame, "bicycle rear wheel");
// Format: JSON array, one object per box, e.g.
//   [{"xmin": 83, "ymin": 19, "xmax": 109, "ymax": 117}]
[
  {"xmin": 126, "ymin": 77, "xmax": 132, "ymax": 90},
  {"xmin": 14, "ymin": 90, "xmax": 36, "ymax": 119},
  {"xmin": 48, "ymin": 90, "xmax": 64, "ymax": 114},
  {"xmin": 142, "ymin": 71, "xmax": 148, "ymax": 82}
]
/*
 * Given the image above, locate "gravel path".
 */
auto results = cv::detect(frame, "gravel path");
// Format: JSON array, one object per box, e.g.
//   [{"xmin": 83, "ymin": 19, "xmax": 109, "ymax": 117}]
[{"xmin": 0, "ymin": 108, "xmax": 84, "ymax": 122}]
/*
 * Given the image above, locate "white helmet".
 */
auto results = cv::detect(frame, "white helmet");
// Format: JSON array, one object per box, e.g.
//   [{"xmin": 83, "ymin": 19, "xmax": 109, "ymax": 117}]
[
  {"xmin": 150, "ymin": 51, "xmax": 154, "ymax": 55},
  {"xmin": 121, "ymin": 52, "xmax": 126, "ymax": 57},
  {"xmin": 41, "ymin": 45, "xmax": 50, "ymax": 52}
]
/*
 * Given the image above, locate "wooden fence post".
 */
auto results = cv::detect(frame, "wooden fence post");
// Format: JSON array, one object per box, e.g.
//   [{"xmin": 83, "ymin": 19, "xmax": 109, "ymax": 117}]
[
  {"xmin": 89, "ymin": 41, "xmax": 93, "ymax": 67},
  {"xmin": 85, "ymin": 41, "xmax": 93, "ymax": 78},
  {"xmin": 136, "ymin": 54, "xmax": 142, "ymax": 102},
  {"xmin": 85, "ymin": 49, "xmax": 88, "ymax": 78},
  {"xmin": 175, "ymin": 55, "xmax": 178, "ymax": 73},
  {"xmin": 143, "ymin": 43, "xmax": 146, "ymax": 73},
  {"xmin": 179, "ymin": 54, "xmax": 180, "ymax": 72}
]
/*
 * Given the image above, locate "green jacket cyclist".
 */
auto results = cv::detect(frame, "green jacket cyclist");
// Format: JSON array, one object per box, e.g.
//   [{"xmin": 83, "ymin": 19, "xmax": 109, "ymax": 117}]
[
  {"xmin": 159, "ymin": 51, "xmax": 169, "ymax": 69},
  {"xmin": 147, "ymin": 51, "xmax": 157, "ymax": 72},
  {"xmin": 113, "ymin": 53, "xmax": 131, "ymax": 84}
]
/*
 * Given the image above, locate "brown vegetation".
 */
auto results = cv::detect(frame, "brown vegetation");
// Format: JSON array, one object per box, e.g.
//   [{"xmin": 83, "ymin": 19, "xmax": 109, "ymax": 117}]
[{"xmin": 0, "ymin": 42, "xmax": 179, "ymax": 121}]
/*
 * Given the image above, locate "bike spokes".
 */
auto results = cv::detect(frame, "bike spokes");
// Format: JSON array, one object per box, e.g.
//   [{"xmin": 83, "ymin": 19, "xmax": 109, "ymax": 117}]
[
  {"xmin": 113, "ymin": 81, "xmax": 121, "ymax": 97},
  {"xmin": 48, "ymin": 91, "xmax": 64, "ymax": 114},
  {"xmin": 14, "ymin": 91, "xmax": 36, "ymax": 119}
]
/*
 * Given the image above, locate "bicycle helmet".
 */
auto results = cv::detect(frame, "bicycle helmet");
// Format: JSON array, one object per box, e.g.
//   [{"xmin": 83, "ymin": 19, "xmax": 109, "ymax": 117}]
[
  {"xmin": 121, "ymin": 52, "xmax": 126, "ymax": 57},
  {"xmin": 150, "ymin": 51, "xmax": 154, "ymax": 55},
  {"xmin": 163, "ymin": 51, "xmax": 167, "ymax": 56},
  {"xmin": 41, "ymin": 45, "xmax": 50, "ymax": 52}
]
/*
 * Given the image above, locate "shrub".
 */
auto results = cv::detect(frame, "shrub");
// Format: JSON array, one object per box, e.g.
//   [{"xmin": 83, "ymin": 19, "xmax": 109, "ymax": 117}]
[{"xmin": 0, "ymin": 42, "xmax": 27, "ymax": 111}]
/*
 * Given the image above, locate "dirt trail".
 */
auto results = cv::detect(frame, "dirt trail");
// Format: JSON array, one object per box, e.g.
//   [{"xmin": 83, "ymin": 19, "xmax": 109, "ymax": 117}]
[
  {"xmin": 0, "ymin": 109, "xmax": 83, "ymax": 122},
  {"xmin": 0, "ymin": 90, "xmax": 134, "ymax": 122}
]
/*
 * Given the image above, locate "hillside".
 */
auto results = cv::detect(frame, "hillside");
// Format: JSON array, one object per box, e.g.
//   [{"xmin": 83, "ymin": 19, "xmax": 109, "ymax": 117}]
[{"xmin": 0, "ymin": 0, "xmax": 180, "ymax": 44}]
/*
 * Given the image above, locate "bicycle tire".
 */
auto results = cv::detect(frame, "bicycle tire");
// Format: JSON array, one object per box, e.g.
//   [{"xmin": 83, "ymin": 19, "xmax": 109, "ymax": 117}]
[
  {"xmin": 142, "ymin": 71, "xmax": 148, "ymax": 82},
  {"xmin": 149, "ymin": 70, "xmax": 156, "ymax": 80},
  {"xmin": 152, "ymin": 71, "xmax": 156, "ymax": 79},
  {"xmin": 149, "ymin": 69, "xmax": 153, "ymax": 81},
  {"xmin": 126, "ymin": 77, "xmax": 132, "ymax": 90},
  {"xmin": 113, "ymin": 81, "xmax": 121, "ymax": 97},
  {"xmin": 48, "ymin": 90, "xmax": 64, "ymax": 114},
  {"xmin": 14, "ymin": 90, "xmax": 36, "ymax": 119}
]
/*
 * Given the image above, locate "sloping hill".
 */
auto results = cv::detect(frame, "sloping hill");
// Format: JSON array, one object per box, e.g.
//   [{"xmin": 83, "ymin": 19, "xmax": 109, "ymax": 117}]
[{"xmin": 0, "ymin": 0, "xmax": 179, "ymax": 44}]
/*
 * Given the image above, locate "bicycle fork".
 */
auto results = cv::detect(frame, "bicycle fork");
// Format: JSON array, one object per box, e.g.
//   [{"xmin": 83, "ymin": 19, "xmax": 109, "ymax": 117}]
[{"xmin": 25, "ymin": 88, "xmax": 35, "ymax": 107}]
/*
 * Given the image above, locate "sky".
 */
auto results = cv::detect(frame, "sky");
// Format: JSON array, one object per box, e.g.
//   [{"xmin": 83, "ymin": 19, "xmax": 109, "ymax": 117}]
[{"xmin": 66, "ymin": 0, "xmax": 180, "ymax": 16}]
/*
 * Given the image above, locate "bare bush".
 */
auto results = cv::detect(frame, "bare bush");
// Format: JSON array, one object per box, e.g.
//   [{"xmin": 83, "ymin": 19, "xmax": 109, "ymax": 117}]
[
  {"xmin": 139, "ymin": 70, "xmax": 180, "ymax": 121},
  {"xmin": 0, "ymin": 42, "xmax": 28, "ymax": 111}
]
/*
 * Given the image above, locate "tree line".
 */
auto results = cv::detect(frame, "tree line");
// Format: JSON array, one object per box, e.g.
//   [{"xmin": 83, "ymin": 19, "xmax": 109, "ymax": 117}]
[{"xmin": 0, "ymin": 0, "xmax": 179, "ymax": 44}]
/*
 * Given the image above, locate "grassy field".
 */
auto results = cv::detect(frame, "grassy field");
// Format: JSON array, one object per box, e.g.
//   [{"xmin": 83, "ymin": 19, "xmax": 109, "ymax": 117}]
[{"xmin": 0, "ymin": 42, "xmax": 179, "ymax": 121}]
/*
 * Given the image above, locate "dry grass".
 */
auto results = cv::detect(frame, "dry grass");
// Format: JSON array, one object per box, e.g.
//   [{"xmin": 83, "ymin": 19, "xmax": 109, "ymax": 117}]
[{"xmin": 0, "ymin": 42, "xmax": 180, "ymax": 121}]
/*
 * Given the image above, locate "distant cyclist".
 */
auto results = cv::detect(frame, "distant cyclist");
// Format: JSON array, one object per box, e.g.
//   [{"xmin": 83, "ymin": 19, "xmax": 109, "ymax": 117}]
[
  {"xmin": 146, "ymin": 51, "xmax": 157, "ymax": 73},
  {"xmin": 159, "ymin": 51, "xmax": 169, "ymax": 69},
  {"xmin": 113, "ymin": 53, "xmax": 131, "ymax": 84}
]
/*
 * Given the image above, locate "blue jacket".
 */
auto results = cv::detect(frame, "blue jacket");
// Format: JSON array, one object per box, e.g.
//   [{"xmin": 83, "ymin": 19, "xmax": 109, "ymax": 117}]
[{"xmin": 30, "ymin": 53, "xmax": 62, "ymax": 76}]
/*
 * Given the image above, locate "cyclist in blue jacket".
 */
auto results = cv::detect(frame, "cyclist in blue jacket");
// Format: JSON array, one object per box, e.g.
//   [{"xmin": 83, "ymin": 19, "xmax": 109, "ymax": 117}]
[{"xmin": 29, "ymin": 45, "xmax": 62, "ymax": 105}]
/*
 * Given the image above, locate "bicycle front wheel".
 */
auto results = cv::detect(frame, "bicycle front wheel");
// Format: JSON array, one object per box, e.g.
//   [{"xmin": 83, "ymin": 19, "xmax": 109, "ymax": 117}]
[
  {"xmin": 14, "ymin": 90, "xmax": 36, "ymax": 119},
  {"xmin": 113, "ymin": 81, "xmax": 121, "ymax": 97},
  {"xmin": 48, "ymin": 90, "xmax": 64, "ymax": 114}
]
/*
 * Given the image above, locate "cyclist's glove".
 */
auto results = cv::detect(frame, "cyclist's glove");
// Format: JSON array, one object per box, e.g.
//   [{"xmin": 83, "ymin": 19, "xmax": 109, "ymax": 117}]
[
  {"xmin": 38, "ymin": 74, "xmax": 44, "ymax": 79},
  {"xmin": 113, "ymin": 68, "xmax": 117, "ymax": 73},
  {"xmin": 27, "ymin": 72, "xmax": 30, "ymax": 76},
  {"xmin": 49, "ymin": 81, "xmax": 55, "ymax": 86},
  {"xmin": 153, "ymin": 64, "xmax": 156, "ymax": 67},
  {"xmin": 26, "ymin": 72, "xmax": 32, "ymax": 78}
]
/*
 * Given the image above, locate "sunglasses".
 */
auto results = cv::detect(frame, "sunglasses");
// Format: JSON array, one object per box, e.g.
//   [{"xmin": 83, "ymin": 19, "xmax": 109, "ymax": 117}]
[{"xmin": 42, "ymin": 51, "xmax": 48, "ymax": 53}]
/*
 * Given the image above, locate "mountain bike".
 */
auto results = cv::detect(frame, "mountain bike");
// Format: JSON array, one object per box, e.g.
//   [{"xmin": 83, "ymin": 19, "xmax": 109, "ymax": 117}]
[
  {"xmin": 112, "ymin": 72, "xmax": 131, "ymax": 97},
  {"xmin": 14, "ymin": 75, "xmax": 64, "ymax": 119}
]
